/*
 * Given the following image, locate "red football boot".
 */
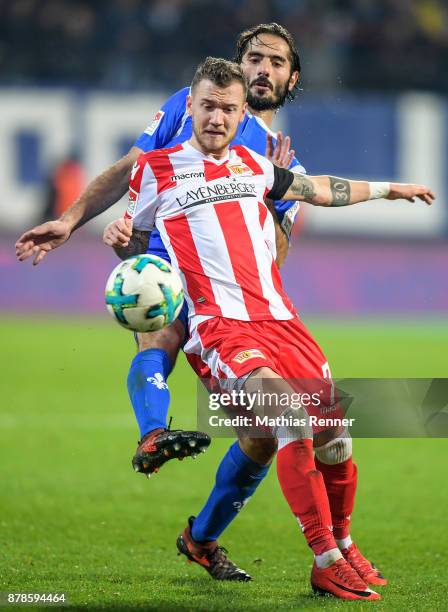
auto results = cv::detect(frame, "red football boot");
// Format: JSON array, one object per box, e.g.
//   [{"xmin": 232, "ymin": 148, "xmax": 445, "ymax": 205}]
[
  {"xmin": 311, "ymin": 558, "xmax": 381, "ymax": 600},
  {"xmin": 176, "ymin": 517, "xmax": 251, "ymax": 581},
  {"xmin": 342, "ymin": 542, "xmax": 388, "ymax": 586}
]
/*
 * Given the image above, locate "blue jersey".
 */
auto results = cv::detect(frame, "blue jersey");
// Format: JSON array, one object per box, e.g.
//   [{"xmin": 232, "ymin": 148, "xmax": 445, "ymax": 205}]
[{"xmin": 134, "ymin": 87, "xmax": 305, "ymax": 256}]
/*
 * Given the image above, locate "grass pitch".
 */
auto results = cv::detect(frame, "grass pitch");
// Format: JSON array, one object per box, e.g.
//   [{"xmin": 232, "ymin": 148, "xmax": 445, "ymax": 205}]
[{"xmin": 1, "ymin": 317, "xmax": 447, "ymax": 611}]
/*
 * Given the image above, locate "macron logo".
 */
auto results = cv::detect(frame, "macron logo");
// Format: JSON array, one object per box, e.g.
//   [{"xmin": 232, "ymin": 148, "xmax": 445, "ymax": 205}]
[{"xmin": 171, "ymin": 171, "xmax": 205, "ymax": 182}]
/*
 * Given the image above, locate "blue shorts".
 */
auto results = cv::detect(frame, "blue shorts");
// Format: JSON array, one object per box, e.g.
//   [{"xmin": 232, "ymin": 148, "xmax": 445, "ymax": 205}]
[{"xmin": 147, "ymin": 229, "xmax": 189, "ymax": 340}]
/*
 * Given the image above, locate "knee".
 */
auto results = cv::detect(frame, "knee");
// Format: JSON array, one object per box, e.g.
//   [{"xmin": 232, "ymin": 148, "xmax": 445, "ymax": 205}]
[
  {"xmin": 137, "ymin": 331, "xmax": 159, "ymax": 352},
  {"xmin": 136, "ymin": 319, "xmax": 184, "ymax": 362},
  {"xmin": 239, "ymin": 436, "xmax": 277, "ymax": 465},
  {"xmin": 315, "ymin": 436, "xmax": 352, "ymax": 465}
]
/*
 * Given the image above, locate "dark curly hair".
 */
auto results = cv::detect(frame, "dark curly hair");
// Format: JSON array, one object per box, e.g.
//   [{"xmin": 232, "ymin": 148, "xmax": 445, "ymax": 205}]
[{"xmin": 234, "ymin": 23, "xmax": 301, "ymax": 102}]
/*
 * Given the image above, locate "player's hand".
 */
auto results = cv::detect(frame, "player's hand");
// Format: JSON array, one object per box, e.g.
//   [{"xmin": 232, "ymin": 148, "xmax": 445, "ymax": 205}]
[
  {"xmin": 15, "ymin": 220, "xmax": 72, "ymax": 265},
  {"xmin": 387, "ymin": 183, "xmax": 435, "ymax": 205},
  {"xmin": 266, "ymin": 131, "xmax": 295, "ymax": 169},
  {"xmin": 103, "ymin": 217, "xmax": 133, "ymax": 248}
]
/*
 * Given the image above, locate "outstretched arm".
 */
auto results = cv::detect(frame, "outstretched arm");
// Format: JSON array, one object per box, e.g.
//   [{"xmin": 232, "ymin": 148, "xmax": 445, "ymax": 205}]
[
  {"xmin": 15, "ymin": 147, "xmax": 143, "ymax": 265},
  {"xmin": 16, "ymin": 88, "xmax": 190, "ymax": 265},
  {"xmin": 61, "ymin": 147, "xmax": 143, "ymax": 230},
  {"xmin": 282, "ymin": 174, "xmax": 435, "ymax": 207}
]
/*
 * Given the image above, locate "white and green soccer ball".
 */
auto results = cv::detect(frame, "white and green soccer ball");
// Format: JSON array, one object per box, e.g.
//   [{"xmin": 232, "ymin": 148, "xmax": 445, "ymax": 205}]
[{"xmin": 105, "ymin": 254, "xmax": 184, "ymax": 332}]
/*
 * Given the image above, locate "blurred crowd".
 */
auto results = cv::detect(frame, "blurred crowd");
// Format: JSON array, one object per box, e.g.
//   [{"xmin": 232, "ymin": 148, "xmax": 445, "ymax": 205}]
[{"xmin": 0, "ymin": 0, "xmax": 447, "ymax": 92}]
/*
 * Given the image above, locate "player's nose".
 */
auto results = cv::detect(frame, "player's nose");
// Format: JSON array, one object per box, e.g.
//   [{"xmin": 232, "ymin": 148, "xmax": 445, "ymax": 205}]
[
  {"xmin": 257, "ymin": 58, "xmax": 271, "ymax": 76},
  {"xmin": 209, "ymin": 108, "xmax": 224, "ymax": 125}
]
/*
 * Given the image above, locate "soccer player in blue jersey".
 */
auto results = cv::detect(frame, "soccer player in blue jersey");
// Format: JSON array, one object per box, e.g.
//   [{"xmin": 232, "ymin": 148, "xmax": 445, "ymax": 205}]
[{"xmin": 16, "ymin": 25, "xmax": 387, "ymax": 587}]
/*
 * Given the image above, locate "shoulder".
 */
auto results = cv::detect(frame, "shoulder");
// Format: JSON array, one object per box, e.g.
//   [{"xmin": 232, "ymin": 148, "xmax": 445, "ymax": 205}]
[
  {"xmin": 173, "ymin": 86, "xmax": 190, "ymax": 100},
  {"xmin": 161, "ymin": 87, "xmax": 190, "ymax": 112},
  {"xmin": 243, "ymin": 113, "xmax": 276, "ymax": 139},
  {"xmin": 138, "ymin": 143, "xmax": 185, "ymax": 163},
  {"xmin": 237, "ymin": 113, "xmax": 273, "ymax": 156},
  {"xmin": 253, "ymin": 114, "xmax": 276, "ymax": 137},
  {"xmin": 230, "ymin": 144, "xmax": 271, "ymax": 175}
]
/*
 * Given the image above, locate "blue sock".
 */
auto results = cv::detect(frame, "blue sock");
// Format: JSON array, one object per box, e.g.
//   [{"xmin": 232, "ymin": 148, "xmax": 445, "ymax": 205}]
[
  {"xmin": 127, "ymin": 348, "xmax": 173, "ymax": 438},
  {"xmin": 191, "ymin": 441, "xmax": 270, "ymax": 542}
]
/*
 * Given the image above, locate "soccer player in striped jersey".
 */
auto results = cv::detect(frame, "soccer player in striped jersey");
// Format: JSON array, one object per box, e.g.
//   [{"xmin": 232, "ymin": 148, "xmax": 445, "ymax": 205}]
[
  {"xmin": 103, "ymin": 27, "xmax": 394, "ymax": 589},
  {"xmin": 105, "ymin": 58, "xmax": 433, "ymax": 599},
  {"xmin": 16, "ymin": 24, "xmax": 304, "ymax": 470}
]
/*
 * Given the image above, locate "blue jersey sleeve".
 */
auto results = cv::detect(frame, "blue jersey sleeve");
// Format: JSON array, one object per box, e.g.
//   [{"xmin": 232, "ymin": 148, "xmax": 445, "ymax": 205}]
[
  {"xmin": 272, "ymin": 156, "xmax": 306, "ymax": 239},
  {"xmin": 239, "ymin": 115, "xmax": 306, "ymax": 238},
  {"xmin": 134, "ymin": 87, "xmax": 189, "ymax": 152}
]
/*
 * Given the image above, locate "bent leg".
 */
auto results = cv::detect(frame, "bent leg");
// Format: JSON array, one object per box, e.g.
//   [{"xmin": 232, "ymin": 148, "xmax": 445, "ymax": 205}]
[
  {"xmin": 315, "ymin": 436, "xmax": 357, "ymax": 546},
  {"xmin": 130, "ymin": 316, "xmax": 211, "ymax": 475},
  {"xmin": 245, "ymin": 367, "xmax": 339, "ymax": 560},
  {"xmin": 191, "ymin": 438, "xmax": 274, "ymax": 542},
  {"xmin": 128, "ymin": 319, "xmax": 185, "ymax": 437}
]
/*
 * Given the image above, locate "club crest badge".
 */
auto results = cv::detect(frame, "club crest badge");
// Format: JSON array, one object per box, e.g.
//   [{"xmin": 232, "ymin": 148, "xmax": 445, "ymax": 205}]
[{"xmin": 232, "ymin": 349, "xmax": 266, "ymax": 364}]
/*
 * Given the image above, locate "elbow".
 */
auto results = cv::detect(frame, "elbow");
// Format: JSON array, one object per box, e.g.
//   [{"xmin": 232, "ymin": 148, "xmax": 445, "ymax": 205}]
[
  {"xmin": 275, "ymin": 236, "xmax": 289, "ymax": 267},
  {"xmin": 275, "ymin": 251, "xmax": 287, "ymax": 268},
  {"xmin": 313, "ymin": 192, "xmax": 332, "ymax": 207}
]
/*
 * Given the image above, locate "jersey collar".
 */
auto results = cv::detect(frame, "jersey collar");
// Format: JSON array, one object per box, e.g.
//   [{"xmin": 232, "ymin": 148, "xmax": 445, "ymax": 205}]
[{"xmin": 183, "ymin": 140, "xmax": 231, "ymax": 165}]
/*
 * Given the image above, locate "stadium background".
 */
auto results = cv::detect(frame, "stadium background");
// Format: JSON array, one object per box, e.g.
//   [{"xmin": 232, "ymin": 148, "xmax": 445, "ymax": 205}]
[{"xmin": 1, "ymin": 1, "xmax": 447, "ymax": 609}]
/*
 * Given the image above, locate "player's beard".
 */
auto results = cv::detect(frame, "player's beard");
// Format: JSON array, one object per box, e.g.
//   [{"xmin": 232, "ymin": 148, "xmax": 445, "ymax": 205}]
[
  {"xmin": 193, "ymin": 124, "xmax": 235, "ymax": 155},
  {"xmin": 247, "ymin": 79, "xmax": 290, "ymax": 111}
]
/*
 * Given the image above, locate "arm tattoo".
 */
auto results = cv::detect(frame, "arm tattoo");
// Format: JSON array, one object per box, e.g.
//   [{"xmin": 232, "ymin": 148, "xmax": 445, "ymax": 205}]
[
  {"xmin": 289, "ymin": 174, "xmax": 317, "ymax": 201},
  {"xmin": 114, "ymin": 229, "xmax": 150, "ymax": 260},
  {"xmin": 329, "ymin": 177, "xmax": 351, "ymax": 206}
]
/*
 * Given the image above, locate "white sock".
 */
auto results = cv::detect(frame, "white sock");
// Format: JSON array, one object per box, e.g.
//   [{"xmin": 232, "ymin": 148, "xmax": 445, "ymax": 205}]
[
  {"xmin": 336, "ymin": 535, "xmax": 353, "ymax": 550},
  {"xmin": 315, "ymin": 547, "xmax": 343, "ymax": 569}
]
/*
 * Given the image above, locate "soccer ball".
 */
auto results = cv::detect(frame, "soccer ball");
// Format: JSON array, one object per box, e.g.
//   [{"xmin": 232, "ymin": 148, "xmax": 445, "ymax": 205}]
[{"xmin": 105, "ymin": 254, "xmax": 184, "ymax": 332}]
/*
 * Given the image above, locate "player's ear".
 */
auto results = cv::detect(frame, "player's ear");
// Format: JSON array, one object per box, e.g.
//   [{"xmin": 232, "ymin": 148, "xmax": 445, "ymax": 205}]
[
  {"xmin": 186, "ymin": 95, "xmax": 193, "ymax": 116},
  {"xmin": 288, "ymin": 71, "xmax": 299, "ymax": 92},
  {"xmin": 240, "ymin": 101, "xmax": 248, "ymax": 122}
]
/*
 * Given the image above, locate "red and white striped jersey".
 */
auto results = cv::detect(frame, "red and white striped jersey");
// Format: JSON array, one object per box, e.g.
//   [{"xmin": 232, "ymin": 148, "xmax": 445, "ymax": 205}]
[{"xmin": 127, "ymin": 141, "xmax": 297, "ymax": 324}]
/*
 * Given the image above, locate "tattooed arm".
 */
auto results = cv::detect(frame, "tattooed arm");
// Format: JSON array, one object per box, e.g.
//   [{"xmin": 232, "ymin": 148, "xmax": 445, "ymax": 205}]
[
  {"xmin": 103, "ymin": 218, "xmax": 150, "ymax": 260},
  {"xmin": 279, "ymin": 173, "xmax": 435, "ymax": 207},
  {"xmin": 113, "ymin": 229, "xmax": 150, "ymax": 260}
]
